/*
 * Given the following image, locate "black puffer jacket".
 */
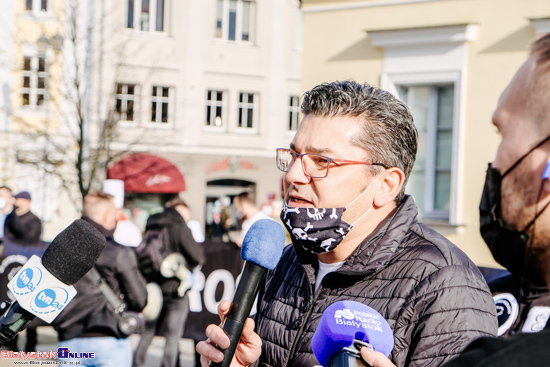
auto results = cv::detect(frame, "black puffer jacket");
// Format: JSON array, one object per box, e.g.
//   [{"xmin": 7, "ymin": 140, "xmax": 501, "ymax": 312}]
[
  {"xmin": 255, "ymin": 196, "xmax": 497, "ymax": 367},
  {"xmin": 52, "ymin": 216, "xmax": 148, "ymax": 340}
]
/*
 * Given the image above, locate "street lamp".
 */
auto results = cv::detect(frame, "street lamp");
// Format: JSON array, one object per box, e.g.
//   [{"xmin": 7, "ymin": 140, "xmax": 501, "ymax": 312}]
[
  {"xmin": 36, "ymin": 35, "xmax": 49, "ymax": 54},
  {"xmin": 36, "ymin": 34, "xmax": 64, "ymax": 54}
]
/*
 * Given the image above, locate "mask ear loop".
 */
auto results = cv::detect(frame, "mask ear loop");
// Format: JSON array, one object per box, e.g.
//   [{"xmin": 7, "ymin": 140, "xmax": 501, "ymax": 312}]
[
  {"xmin": 518, "ymin": 158, "xmax": 550, "ymax": 301},
  {"xmin": 502, "ymin": 136, "xmax": 550, "ymax": 178}
]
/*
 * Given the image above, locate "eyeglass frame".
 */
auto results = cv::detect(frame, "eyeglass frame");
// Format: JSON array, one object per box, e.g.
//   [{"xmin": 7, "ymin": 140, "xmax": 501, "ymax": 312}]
[{"xmin": 276, "ymin": 148, "xmax": 389, "ymax": 179}]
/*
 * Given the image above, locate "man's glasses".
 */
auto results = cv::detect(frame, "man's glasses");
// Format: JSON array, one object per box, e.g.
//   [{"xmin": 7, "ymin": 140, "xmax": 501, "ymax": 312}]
[{"xmin": 276, "ymin": 148, "xmax": 389, "ymax": 179}]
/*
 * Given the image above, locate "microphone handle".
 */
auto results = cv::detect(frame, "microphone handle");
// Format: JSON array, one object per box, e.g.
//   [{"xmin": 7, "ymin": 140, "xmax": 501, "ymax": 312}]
[
  {"xmin": 331, "ymin": 349, "xmax": 371, "ymax": 367},
  {"xmin": 210, "ymin": 262, "xmax": 267, "ymax": 367},
  {"xmin": 0, "ymin": 302, "xmax": 35, "ymax": 346}
]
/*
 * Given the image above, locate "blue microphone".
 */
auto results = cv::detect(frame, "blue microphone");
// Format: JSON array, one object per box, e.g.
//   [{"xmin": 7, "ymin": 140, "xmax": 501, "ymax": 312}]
[
  {"xmin": 211, "ymin": 219, "xmax": 285, "ymax": 367},
  {"xmin": 312, "ymin": 301, "xmax": 394, "ymax": 367}
]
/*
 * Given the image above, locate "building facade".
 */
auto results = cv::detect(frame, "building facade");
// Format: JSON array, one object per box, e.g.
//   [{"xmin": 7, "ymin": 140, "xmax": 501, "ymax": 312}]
[
  {"xmin": 0, "ymin": 0, "xmax": 302, "ymax": 241},
  {"xmin": 86, "ymin": 0, "xmax": 303, "ymax": 237},
  {"xmin": 300, "ymin": 0, "xmax": 550, "ymax": 266}
]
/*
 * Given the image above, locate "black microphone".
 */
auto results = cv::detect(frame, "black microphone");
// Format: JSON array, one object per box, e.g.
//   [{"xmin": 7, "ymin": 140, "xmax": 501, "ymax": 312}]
[
  {"xmin": 0, "ymin": 219, "xmax": 106, "ymax": 346},
  {"xmin": 211, "ymin": 219, "xmax": 285, "ymax": 367}
]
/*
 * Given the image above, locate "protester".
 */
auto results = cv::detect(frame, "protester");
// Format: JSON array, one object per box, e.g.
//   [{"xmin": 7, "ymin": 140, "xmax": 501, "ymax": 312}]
[
  {"xmin": 102, "ymin": 179, "xmax": 143, "ymax": 247},
  {"xmin": 433, "ymin": 32, "xmax": 550, "ymax": 367},
  {"xmin": 0, "ymin": 186, "xmax": 14, "ymax": 244},
  {"xmin": 3, "ymin": 191, "xmax": 43, "ymax": 256},
  {"xmin": 114, "ymin": 209, "xmax": 143, "ymax": 247},
  {"xmin": 196, "ymin": 80, "xmax": 497, "ymax": 367},
  {"xmin": 232, "ymin": 191, "xmax": 273, "ymax": 247},
  {"xmin": 177, "ymin": 200, "xmax": 205, "ymax": 243},
  {"xmin": 3, "ymin": 190, "xmax": 46, "ymax": 352},
  {"xmin": 133, "ymin": 197, "xmax": 206, "ymax": 367},
  {"xmin": 52, "ymin": 192, "xmax": 147, "ymax": 366}
]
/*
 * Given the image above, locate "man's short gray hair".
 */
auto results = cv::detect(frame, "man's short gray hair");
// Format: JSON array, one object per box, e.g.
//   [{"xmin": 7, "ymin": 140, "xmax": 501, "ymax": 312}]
[{"xmin": 301, "ymin": 80, "xmax": 418, "ymax": 203}]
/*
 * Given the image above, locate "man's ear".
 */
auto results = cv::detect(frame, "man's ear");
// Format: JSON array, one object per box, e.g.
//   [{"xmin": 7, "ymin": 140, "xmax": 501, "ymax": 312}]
[{"xmin": 373, "ymin": 167, "xmax": 405, "ymax": 207}]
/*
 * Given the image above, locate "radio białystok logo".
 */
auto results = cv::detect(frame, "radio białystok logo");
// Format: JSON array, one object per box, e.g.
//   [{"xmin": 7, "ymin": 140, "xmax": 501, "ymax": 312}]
[
  {"xmin": 29, "ymin": 287, "xmax": 70, "ymax": 315},
  {"xmin": 12, "ymin": 267, "xmax": 43, "ymax": 296}
]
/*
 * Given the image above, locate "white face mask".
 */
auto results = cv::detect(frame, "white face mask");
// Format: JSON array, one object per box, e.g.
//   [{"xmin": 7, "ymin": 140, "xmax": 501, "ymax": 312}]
[
  {"xmin": 0, "ymin": 198, "xmax": 6, "ymax": 211},
  {"xmin": 280, "ymin": 173, "xmax": 381, "ymax": 254}
]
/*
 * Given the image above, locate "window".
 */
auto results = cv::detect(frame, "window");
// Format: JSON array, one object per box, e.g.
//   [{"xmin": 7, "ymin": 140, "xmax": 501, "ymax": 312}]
[
  {"xmin": 116, "ymin": 83, "xmax": 136, "ymax": 121},
  {"xmin": 400, "ymin": 84, "xmax": 455, "ymax": 220},
  {"xmin": 26, "ymin": 0, "xmax": 49, "ymax": 12},
  {"xmin": 127, "ymin": 0, "xmax": 164, "ymax": 32},
  {"xmin": 151, "ymin": 86, "xmax": 169, "ymax": 123},
  {"xmin": 216, "ymin": 0, "xmax": 255, "ymax": 43},
  {"xmin": 288, "ymin": 96, "xmax": 300, "ymax": 131},
  {"xmin": 22, "ymin": 55, "xmax": 48, "ymax": 107},
  {"xmin": 237, "ymin": 92, "xmax": 258, "ymax": 130},
  {"xmin": 206, "ymin": 90, "xmax": 226, "ymax": 128}
]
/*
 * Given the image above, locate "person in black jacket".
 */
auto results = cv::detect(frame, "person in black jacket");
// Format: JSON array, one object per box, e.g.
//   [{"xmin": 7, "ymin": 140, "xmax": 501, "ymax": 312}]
[
  {"xmin": 52, "ymin": 192, "xmax": 147, "ymax": 367},
  {"xmin": 133, "ymin": 197, "xmax": 206, "ymax": 367},
  {"xmin": 197, "ymin": 81, "xmax": 497, "ymax": 367},
  {"xmin": 438, "ymin": 33, "xmax": 550, "ymax": 367},
  {"xmin": 3, "ymin": 191, "xmax": 46, "ymax": 352},
  {"xmin": 3, "ymin": 191, "xmax": 44, "ymax": 256}
]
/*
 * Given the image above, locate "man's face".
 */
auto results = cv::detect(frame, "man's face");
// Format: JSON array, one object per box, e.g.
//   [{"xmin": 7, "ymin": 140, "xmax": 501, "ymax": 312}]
[
  {"xmin": 14, "ymin": 198, "xmax": 31, "ymax": 214},
  {"xmin": 491, "ymin": 55, "xmax": 550, "ymax": 231},
  {"xmin": 283, "ymin": 114, "xmax": 377, "ymax": 224}
]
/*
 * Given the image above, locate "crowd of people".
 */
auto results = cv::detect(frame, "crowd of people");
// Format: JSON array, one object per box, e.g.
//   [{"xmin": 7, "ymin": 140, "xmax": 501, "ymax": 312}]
[{"xmin": 0, "ymin": 32, "xmax": 549, "ymax": 367}]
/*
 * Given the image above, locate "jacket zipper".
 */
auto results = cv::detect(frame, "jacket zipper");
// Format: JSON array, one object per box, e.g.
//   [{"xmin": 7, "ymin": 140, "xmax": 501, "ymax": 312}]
[{"xmin": 287, "ymin": 281, "xmax": 321, "ymax": 363}]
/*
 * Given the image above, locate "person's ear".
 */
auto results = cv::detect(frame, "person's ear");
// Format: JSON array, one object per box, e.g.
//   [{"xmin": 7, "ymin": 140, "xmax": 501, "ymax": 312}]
[{"xmin": 373, "ymin": 167, "xmax": 405, "ymax": 207}]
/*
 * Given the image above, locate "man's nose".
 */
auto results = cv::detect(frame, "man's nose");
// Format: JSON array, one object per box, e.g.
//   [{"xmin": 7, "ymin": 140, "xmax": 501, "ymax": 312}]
[{"xmin": 286, "ymin": 156, "xmax": 311, "ymax": 184}]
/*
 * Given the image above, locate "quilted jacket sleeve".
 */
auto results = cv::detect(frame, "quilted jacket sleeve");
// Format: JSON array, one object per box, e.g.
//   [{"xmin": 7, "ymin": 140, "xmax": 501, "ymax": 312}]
[{"xmin": 393, "ymin": 264, "xmax": 498, "ymax": 367}]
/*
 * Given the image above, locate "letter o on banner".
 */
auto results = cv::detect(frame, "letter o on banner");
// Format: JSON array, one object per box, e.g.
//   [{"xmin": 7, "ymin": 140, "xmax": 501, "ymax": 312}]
[{"xmin": 204, "ymin": 269, "xmax": 236, "ymax": 314}]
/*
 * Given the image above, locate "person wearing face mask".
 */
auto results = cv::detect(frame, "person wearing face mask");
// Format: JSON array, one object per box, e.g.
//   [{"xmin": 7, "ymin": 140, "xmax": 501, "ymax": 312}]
[
  {"xmin": 52, "ymin": 192, "xmax": 147, "ymax": 366},
  {"xmin": 3, "ymin": 191, "xmax": 43, "ymax": 257},
  {"xmin": 232, "ymin": 191, "xmax": 275, "ymax": 247},
  {"xmin": 2, "ymin": 191, "xmax": 46, "ymax": 353},
  {"xmin": 439, "ymin": 33, "xmax": 550, "ymax": 367},
  {"xmin": 196, "ymin": 81, "xmax": 497, "ymax": 367}
]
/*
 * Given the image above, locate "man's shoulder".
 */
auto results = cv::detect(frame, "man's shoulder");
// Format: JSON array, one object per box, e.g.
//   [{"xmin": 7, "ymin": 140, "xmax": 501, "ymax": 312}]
[{"xmin": 404, "ymin": 221, "xmax": 475, "ymax": 268}]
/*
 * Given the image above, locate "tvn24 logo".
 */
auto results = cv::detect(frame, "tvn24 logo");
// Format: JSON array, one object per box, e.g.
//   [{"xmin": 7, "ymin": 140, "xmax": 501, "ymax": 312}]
[{"xmin": 11, "ymin": 266, "xmax": 71, "ymax": 316}]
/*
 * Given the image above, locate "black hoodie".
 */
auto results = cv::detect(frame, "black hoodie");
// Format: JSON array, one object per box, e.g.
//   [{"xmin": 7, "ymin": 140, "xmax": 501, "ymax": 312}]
[{"xmin": 145, "ymin": 207, "xmax": 206, "ymax": 295}]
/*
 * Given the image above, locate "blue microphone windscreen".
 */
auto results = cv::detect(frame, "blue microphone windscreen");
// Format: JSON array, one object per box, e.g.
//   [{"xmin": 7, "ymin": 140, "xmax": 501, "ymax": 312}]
[
  {"xmin": 241, "ymin": 219, "xmax": 285, "ymax": 270},
  {"xmin": 312, "ymin": 300, "xmax": 394, "ymax": 367}
]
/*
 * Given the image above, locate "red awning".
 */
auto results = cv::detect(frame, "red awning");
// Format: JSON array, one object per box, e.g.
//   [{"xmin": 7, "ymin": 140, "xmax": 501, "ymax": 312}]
[{"xmin": 107, "ymin": 153, "xmax": 186, "ymax": 193}]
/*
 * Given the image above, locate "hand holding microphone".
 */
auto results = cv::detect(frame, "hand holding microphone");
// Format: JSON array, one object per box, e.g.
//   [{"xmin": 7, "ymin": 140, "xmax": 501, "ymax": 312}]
[
  {"xmin": 312, "ymin": 301, "xmax": 395, "ymax": 367},
  {"xmin": 197, "ymin": 219, "xmax": 285, "ymax": 367}
]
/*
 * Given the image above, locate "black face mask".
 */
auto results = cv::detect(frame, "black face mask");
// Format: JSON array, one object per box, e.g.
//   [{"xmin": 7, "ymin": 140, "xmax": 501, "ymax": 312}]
[{"xmin": 479, "ymin": 136, "xmax": 550, "ymax": 285}]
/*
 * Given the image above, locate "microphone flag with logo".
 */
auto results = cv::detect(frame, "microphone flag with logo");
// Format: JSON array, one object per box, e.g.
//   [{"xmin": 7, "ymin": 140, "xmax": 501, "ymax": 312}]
[
  {"xmin": 312, "ymin": 300, "xmax": 394, "ymax": 367},
  {"xmin": 0, "ymin": 219, "xmax": 106, "ymax": 345}
]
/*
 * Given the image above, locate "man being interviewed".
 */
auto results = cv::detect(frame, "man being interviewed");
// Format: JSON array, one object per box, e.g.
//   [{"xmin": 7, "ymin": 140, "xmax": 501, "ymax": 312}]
[{"xmin": 197, "ymin": 81, "xmax": 497, "ymax": 367}]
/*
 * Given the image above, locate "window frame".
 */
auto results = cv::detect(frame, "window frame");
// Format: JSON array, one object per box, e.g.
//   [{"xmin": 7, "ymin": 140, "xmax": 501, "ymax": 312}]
[
  {"xmin": 288, "ymin": 95, "xmax": 300, "ymax": 131},
  {"xmin": 21, "ymin": 54, "xmax": 49, "ymax": 109},
  {"xmin": 215, "ymin": 0, "xmax": 256, "ymax": 44},
  {"xmin": 127, "ymin": 0, "xmax": 166, "ymax": 33},
  {"xmin": 398, "ymin": 82, "xmax": 456, "ymax": 221},
  {"xmin": 115, "ymin": 83, "xmax": 138, "ymax": 123},
  {"xmin": 25, "ymin": 0, "xmax": 51, "ymax": 14},
  {"xmin": 205, "ymin": 89, "xmax": 228, "ymax": 131},
  {"xmin": 236, "ymin": 91, "xmax": 259, "ymax": 133},
  {"xmin": 150, "ymin": 85, "xmax": 171, "ymax": 125}
]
